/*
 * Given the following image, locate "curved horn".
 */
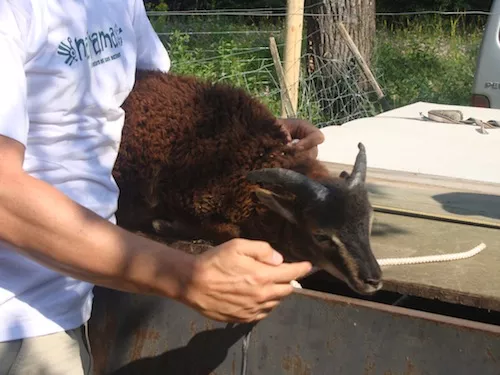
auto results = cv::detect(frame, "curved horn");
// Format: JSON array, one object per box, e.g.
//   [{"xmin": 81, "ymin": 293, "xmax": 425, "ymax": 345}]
[
  {"xmin": 348, "ymin": 142, "xmax": 367, "ymax": 188},
  {"xmin": 246, "ymin": 168, "xmax": 329, "ymax": 202}
]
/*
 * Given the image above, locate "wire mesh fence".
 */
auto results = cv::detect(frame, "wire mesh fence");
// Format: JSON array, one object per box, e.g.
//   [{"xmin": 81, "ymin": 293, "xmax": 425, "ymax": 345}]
[{"xmin": 146, "ymin": 7, "xmax": 488, "ymax": 127}]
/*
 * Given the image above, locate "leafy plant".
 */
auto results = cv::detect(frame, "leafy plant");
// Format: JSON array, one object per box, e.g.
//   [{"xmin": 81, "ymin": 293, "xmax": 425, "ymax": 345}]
[{"xmin": 148, "ymin": 12, "xmax": 486, "ymax": 122}]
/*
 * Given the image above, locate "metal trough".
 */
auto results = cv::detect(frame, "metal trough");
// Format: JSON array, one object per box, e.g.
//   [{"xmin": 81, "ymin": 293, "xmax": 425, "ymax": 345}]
[
  {"xmin": 88, "ymin": 284, "xmax": 500, "ymax": 374},
  {"xmin": 88, "ymin": 163, "xmax": 500, "ymax": 374}
]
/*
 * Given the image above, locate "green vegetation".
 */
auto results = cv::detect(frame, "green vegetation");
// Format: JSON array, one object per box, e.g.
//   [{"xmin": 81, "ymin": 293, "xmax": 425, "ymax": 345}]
[
  {"xmin": 373, "ymin": 15, "xmax": 484, "ymax": 109},
  {"xmin": 147, "ymin": 11, "xmax": 486, "ymax": 123},
  {"xmin": 146, "ymin": 0, "xmax": 493, "ymax": 12},
  {"xmin": 154, "ymin": 15, "xmax": 287, "ymax": 115}
]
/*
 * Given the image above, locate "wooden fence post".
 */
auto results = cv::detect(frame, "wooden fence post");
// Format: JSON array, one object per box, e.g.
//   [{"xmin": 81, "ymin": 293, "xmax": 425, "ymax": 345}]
[{"xmin": 282, "ymin": 0, "xmax": 305, "ymax": 118}]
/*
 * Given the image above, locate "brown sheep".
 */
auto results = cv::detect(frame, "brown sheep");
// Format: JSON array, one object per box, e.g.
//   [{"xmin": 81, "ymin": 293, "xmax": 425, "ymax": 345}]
[{"xmin": 112, "ymin": 69, "xmax": 382, "ymax": 295}]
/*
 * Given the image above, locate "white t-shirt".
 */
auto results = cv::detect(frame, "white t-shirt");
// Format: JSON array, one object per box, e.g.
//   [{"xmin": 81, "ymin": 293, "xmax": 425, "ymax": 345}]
[{"xmin": 0, "ymin": 0, "xmax": 171, "ymax": 342}]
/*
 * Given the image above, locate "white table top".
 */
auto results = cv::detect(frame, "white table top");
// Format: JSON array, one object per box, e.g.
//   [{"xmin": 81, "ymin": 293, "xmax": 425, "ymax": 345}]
[{"xmin": 317, "ymin": 101, "xmax": 500, "ymax": 184}]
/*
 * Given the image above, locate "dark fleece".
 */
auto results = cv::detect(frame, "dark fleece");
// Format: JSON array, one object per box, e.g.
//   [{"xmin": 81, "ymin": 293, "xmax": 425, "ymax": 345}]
[{"xmin": 113, "ymin": 70, "xmax": 330, "ymax": 256}]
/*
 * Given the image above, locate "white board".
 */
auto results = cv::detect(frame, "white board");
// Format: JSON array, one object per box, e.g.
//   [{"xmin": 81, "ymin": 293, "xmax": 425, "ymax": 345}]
[{"xmin": 317, "ymin": 101, "xmax": 500, "ymax": 184}]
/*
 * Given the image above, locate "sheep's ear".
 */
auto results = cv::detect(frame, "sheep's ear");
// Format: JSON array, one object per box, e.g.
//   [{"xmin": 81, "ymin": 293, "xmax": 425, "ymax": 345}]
[
  {"xmin": 347, "ymin": 142, "xmax": 367, "ymax": 189},
  {"xmin": 339, "ymin": 170, "xmax": 350, "ymax": 179},
  {"xmin": 254, "ymin": 188, "xmax": 298, "ymax": 225}
]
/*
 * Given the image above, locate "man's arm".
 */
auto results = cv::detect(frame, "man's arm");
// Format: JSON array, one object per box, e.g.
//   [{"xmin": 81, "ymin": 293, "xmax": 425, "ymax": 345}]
[
  {"xmin": 0, "ymin": 135, "xmax": 195, "ymax": 298},
  {"xmin": 0, "ymin": 4, "xmax": 312, "ymax": 323},
  {"xmin": 0, "ymin": 135, "xmax": 311, "ymax": 322},
  {"xmin": 0, "ymin": 2, "xmax": 313, "ymax": 324}
]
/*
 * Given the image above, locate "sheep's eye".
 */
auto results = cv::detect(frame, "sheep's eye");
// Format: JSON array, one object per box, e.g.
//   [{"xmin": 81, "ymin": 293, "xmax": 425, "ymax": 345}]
[{"xmin": 313, "ymin": 233, "xmax": 333, "ymax": 246}]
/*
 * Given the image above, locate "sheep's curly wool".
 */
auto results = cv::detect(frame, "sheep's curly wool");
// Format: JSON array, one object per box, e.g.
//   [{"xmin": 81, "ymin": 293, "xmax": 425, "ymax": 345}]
[{"xmin": 113, "ymin": 70, "xmax": 329, "ymax": 249}]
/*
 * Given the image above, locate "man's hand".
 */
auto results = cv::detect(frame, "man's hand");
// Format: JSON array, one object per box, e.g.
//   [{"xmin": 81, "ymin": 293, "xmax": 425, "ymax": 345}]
[
  {"xmin": 181, "ymin": 238, "xmax": 312, "ymax": 323},
  {"xmin": 277, "ymin": 118, "xmax": 325, "ymax": 159}
]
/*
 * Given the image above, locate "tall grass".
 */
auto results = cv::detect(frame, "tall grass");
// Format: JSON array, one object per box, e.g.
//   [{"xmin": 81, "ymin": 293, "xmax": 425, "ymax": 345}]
[
  {"xmin": 373, "ymin": 14, "xmax": 484, "ymax": 109},
  {"xmin": 153, "ymin": 15, "xmax": 286, "ymax": 114}
]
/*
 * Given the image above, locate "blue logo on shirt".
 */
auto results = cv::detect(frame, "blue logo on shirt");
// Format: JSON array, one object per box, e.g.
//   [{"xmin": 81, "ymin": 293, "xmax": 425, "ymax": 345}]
[{"xmin": 57, "ymin": 24, "xmax": 123, "ymax": 67}]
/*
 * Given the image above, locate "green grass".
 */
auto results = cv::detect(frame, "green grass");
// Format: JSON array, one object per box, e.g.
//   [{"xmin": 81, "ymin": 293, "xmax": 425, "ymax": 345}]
[
  {"xmin": 373, "ymin": 15, "xmax": 484, "ymax": 109},
  {"xmin": 152, "ymin": 15, "xmax": 287, "ymax": 115},
  {"xmin": 148, "ymin": 13, "xmax": 486, "ymax": 123}
]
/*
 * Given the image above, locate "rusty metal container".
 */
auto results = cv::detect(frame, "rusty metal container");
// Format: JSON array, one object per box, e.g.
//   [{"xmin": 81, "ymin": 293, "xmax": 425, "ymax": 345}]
[{"xmin": 88, "ymin": 282, "xmax": 500, "ymax": 375}]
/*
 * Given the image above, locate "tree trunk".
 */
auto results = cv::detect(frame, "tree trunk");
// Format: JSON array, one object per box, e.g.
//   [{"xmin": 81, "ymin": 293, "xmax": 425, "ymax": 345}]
[{"xmin": 304, "ymin": 0, "xmax": 376, "ymax": 125}]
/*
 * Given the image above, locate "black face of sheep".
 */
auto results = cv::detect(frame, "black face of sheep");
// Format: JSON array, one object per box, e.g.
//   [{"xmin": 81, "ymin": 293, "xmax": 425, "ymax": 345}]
[{"xmin": 246, "ymin": 143, "xmax": 382, "ymax": 295}]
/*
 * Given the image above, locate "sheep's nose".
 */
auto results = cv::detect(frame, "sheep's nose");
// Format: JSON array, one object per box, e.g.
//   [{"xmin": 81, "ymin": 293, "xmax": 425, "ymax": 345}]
[
  {"xmin": 364, "ymin": 278, "xmax": 383, "ymax": 292},
  {"xmin": 365, "ymin": 278, "xmax": 381, "ymax": 286}
]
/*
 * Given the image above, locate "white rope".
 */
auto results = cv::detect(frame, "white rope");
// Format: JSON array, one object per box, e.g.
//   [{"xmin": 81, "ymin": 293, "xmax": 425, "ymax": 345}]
[
  {"xmin": 377, "ymin": 242, "xmax": 486, "ymax": 266},
  {"xmin": 291, "ymin": 242, "xmax": 486, "ymax": 288}
]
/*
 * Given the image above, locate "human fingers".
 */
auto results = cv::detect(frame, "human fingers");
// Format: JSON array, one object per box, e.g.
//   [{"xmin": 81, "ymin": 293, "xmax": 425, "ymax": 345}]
[
  {"xmin": 249, "ymin": 300, "xmax": 281, "ymax": 320},
  {"xmin": 279, "ymin": 118, "xmax": 324, "ymax": 158},
  {"xmin": 253, "ymin": 283, "xmax": 295, "ymax": 303},
  {"xmin": 279, "ymin": 118, "xmax": 317, "ymax": 139},
  {"xmin": 256, "ymin": 261, "xmax": 313, "ymax": 285},
  {"xmin": 228, "ymin": 238, "xmax": 284, "ymax": 266},
  {"xmin": 307, "ymin": 145, "xmax": 319, "ymax": 159},
  {"xmin": 252, "ymin": 312, "xmax": 271, "ymax": 321},
  {"xmin": 238, "ymin": 299, "xmax": 282, "ymax": 323},
  {"xmin": 197, "ymin": 293, "xmax": 284, "ymax": 323},
  {"xmin": 276, "ymin": 118, "xmax": 293, "ymax": 142},
  {"xmin": 293, "ymin": 128, "xmax": 325, "ymax": 152}
]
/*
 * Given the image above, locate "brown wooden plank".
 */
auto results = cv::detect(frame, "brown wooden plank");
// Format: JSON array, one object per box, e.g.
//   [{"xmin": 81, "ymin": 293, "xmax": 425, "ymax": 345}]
[
  {"xmin": 371, "ymin": 212, "xmax": 500, "ymax": 311},
  {"xmin": 322, "ymin": 161, "xmax": 500, "ymax": 227}
]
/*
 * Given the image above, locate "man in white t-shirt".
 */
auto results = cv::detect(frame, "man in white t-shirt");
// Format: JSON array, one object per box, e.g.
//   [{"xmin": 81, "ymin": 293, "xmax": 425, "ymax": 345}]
[{"xmin": 0, "ymin": 1, "xmax": 324, "ymax": 373}]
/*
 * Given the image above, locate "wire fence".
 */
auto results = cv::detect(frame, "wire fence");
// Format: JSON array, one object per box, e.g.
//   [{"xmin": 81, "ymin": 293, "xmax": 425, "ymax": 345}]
[{"xmin": 146, "ymin": 8, "xmax": 488, "ymax": 127}]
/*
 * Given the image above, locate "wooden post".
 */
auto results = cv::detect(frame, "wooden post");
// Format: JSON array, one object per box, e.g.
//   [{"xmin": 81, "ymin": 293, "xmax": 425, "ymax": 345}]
[
  {"xmin": 336, "ymin": 22, "xmax": 391, "ymax": 111},
  {"xmin": 282, "ymin": 0, "xmax": 305, "ymax": 118},
  {"xmin": 269, "ymin": 37, "xmax": 296, "ymax": 118}
]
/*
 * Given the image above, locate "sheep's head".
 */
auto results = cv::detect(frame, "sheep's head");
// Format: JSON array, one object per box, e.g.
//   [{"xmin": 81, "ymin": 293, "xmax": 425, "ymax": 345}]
[{"xmin": 246, "ymin": 143, "xmax": 382, "ymax": 295}]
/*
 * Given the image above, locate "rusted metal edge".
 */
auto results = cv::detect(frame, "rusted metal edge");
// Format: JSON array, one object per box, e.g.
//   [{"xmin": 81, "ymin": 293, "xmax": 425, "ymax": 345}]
[
  {"xmin": 293, "ymin": 287, "xmax": 500, "ymax": 334},
  {"xmin": 380, "ymin": 278, "xmax": 500, "ymax": 313}
]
